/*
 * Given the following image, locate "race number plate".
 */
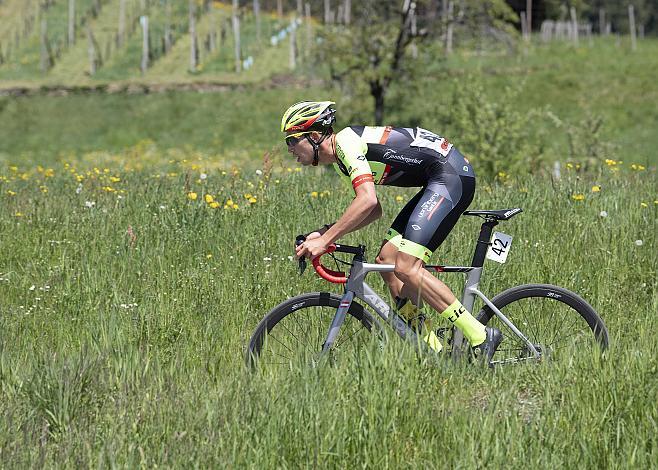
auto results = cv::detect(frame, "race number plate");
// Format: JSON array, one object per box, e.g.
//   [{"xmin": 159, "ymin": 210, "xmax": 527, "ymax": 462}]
[{"xmin": 486, "ymin": 232, "xmax": 513, "ymax": 264}]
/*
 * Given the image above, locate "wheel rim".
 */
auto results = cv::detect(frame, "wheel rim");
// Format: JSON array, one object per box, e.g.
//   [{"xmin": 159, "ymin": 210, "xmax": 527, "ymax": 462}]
[
  {"xmin": 483, "ymin": 296, "xmax": 604, "ymax": 365},
  {"xmin": 253, "ymin": 305, "xmax": 375, "ymax": 371}
]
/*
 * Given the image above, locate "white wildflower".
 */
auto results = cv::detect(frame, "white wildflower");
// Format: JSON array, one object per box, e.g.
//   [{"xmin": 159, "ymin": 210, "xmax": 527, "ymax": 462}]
[
  {"xmin": 255, "ymin": 169, "xmax": 263, "ymax": 176},
  {"xmin": 75, "ymin": 184, "xmax": 83, "ymax": 194},
  {"xmin": 200, "ymin": 173, "xmax": 208, "ymax": 180},
  {"xmin": 263, "ymin": 257, "xmax": 272, "ymax": 262},
  {"xmin": 599, "ymin": 211, "xmax": 608, "ymax": 218},
  {"xmin": 85, "ymin": 201, "xmax": 95, "ymax": 208},
  {"xmin": 29, "ymin": 285, "xmax": 36, "ymax": 291},
  {"xmin": 635, "ymin": 240, "xmax": 643, "ymax": 246}
]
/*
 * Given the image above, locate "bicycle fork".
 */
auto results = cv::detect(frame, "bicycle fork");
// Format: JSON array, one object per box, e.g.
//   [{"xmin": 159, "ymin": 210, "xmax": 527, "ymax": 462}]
[{"xmin": 320, "ymin": 291, "xmax": 355, "ymax": 354}]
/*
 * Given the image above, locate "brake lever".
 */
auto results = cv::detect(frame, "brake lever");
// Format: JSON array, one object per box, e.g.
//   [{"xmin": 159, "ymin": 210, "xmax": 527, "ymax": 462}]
[{"xmin": 295, "ymin": 235, "xmax": 307, "ymax": 275}]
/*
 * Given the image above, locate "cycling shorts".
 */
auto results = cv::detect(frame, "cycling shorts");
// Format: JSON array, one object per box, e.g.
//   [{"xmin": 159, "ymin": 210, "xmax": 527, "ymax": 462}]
[{"xmin": 385, "ymin": 162, "xmax": 475, "ymax": 263}]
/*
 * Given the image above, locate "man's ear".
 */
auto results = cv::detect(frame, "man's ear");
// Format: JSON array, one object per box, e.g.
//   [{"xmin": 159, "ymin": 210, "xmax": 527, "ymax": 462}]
[{"xmin": 310, "ymin": 131, "xmax": 322, "ymax": 141}]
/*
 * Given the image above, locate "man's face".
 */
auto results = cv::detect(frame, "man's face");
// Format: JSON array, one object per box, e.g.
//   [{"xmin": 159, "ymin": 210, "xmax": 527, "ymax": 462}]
[{"xmin": 286, "ymin": 133, "xmax": 315, "ymax": 166}]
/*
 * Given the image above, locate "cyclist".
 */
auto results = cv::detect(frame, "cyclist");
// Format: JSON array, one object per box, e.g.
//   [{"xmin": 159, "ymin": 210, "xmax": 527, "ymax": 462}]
[{"xmin": 284, "ymin": 100, "xmax": 502, "ymax": 361}]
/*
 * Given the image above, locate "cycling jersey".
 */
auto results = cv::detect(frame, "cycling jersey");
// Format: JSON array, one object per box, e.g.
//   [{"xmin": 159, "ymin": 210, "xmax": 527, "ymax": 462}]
[
  {"xmin": 333, "ymin": 126, "xmax": 474, "ymax": 190},
  {"xmin": 332, "ymin": 126, "xmax": 476, "ymax": 263}
]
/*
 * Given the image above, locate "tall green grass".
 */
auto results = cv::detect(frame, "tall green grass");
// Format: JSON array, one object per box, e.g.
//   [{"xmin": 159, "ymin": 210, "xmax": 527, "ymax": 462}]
[
  {"xmin": 0, "ymin": 154, "xmax": 655, "ymax": 466},
  {"xmin": 1, "ymin": 39, "xmax": 656, "ymax": 166}
]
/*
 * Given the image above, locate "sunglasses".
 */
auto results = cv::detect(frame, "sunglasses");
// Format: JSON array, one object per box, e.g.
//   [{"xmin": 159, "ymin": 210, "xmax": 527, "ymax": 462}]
[{"xmin": 285, "ymin": 133, "xmax": 307, "ymax": 147}]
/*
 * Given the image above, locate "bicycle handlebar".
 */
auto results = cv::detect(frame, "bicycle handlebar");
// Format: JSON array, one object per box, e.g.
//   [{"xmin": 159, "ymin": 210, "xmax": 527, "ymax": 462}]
[
  {"xmin": 296, "ymin": 234, "xmax": 356, "ymax": 284},
  {"xmin": 311, "ymin": 245, "xmax": 348, "ymax": 284}
]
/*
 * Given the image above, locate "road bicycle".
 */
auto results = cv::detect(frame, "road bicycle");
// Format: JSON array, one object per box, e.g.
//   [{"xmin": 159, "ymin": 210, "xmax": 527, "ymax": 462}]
[{"xmin": 246, "ymin": 208, "xmax": 609, "ymax": 370}]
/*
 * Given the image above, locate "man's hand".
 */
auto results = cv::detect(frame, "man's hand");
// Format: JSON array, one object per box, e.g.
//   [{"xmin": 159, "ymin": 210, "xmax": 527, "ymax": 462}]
[{"xmin": 295, "ymin": 234, "xmax": 329, "ymax": 260}]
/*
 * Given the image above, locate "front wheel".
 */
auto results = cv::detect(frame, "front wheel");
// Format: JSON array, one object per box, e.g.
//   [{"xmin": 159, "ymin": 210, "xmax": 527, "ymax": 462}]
[
  {"xmin": 476, "ymin": 284, "xmax": 608, "ymax": 365},
  {"xmin": 246, "ymin": 292, "xmax": 382, "ymax": 371}
]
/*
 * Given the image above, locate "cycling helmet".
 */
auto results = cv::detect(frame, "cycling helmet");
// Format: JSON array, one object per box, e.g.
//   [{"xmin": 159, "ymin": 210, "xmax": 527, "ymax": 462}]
[
  {"xmin": 281, "ymin": 101, "xmax": 336, "ymax": 137},
  {"xmin": 281, "ymin": 101, "xmax": 337, "ymax": 166}
]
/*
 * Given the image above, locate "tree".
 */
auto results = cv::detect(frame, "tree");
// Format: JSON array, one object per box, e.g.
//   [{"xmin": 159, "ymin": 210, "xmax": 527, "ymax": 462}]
[{"xmin": 318, "ymin": 0, "xmax": 518, "ymax": 124}]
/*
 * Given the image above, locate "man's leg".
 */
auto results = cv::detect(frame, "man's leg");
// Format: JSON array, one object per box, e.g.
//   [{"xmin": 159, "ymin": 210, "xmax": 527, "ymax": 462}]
[
  {"xmin": 394, "ymin": 251, "xmax": 486, "ymax": 347},
  {"xmin": 376, "ymin": 240, "xmax": 404, "ymax": 299}
]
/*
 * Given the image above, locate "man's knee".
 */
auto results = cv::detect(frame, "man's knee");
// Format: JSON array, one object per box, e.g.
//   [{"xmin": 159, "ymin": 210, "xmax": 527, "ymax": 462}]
[
  {"xmin": 376, "ymin": 241, "xmax": 398, "ymax": 265},
  {"xmin": 394, "ymin": 252, "xmax": 423, "ymax": 285}
]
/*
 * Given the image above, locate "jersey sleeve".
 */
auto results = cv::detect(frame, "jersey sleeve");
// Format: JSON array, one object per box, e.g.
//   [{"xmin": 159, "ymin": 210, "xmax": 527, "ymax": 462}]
[{"xmin": 334, "ymin": 127, "xmax": 372, "ymax": 191}]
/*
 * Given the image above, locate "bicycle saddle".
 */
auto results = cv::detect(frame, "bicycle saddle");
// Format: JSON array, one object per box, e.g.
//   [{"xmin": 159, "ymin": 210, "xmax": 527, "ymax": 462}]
[{"xmin": 463, "ymin": 208, "xmax": 523, "ymax": 220}]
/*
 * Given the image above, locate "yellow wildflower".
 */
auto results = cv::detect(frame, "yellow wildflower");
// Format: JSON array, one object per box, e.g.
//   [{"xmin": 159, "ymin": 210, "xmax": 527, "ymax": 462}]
[
  {"xmin": 566, "ymin": 163, "xmax": 573, "ymax": 169},
  {"xmin": 15, "ymin": 212, "xmax": 23, "ymax": 217},
  {"xmin": 226, "ymin": 199, "xmax": 234, "ymax": 206},
  {"xmin": 248, "ymin": 197, "xmax": 257, "ymax": 204},
  {"xmin": 188, "ymin": 192, "xmax": 198, "ymax": 201},
  {"xmin": 640, "ymin": 202, "xmax": 648, "ymax": 208},
  {"xmin": 294, "ymin": 168, "xmax": 301, "ymax": 172},
  {"xmin": 40, "ymin": 186, "xmax": 48, "ymax": 193},
  {"xmin": 591, "ymin": 185, "xmax": 601, "ymax": 192},
  {"xmin": 44, "ymin": 168, "xmax": 55, "ymax": 178},
  {"xmin": 205, "ymin": 194, "xmax": 214, "ymax": 204},
  {"xmin": 209, "ymin": 201, "xmax": 220, "ymax": 208},
  {"xmin": 605, "ymin": 159, "xmax": 617, "ymax": 166},
  {"xmin": 244, "ymin": 193, "xmax": 253, "ymax": 199},
  {"xmin": 109, "ymin": 176, "xmax": 121, "ymax": 183},
  {"xmin": 395, "ymin": 195, "xmax": 404, "ymax": 202},
  {"xmin": 9, "ymin": 166, "xmax": 17, "ymax": 172},
  {"xmin": 311, "ymin": 191, "xmax": 318, "ymax": 198},
  {"xmin": 571, "ymin": 194, "xmax": 585, "ymax": 201},
  {"xmin": 6, "ymin": 190, "xmax": 16, "ymax": 196},
  {"xmin": 206, "ymin": 254, "xmax": 213, "ymax": 259},
  {"xmin": 232, "ymin": 204, "xmax": 239, "ymax": 210}
]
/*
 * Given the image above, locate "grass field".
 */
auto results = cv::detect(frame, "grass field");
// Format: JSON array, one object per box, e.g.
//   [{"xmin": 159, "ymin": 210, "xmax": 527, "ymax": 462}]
[
  {"xmin": 1, "ymin": 39, "xmax": 656, "ymax": 168},
  {"xmin": 1, "ymin": 12, "xmax": 657, "ymax": 466},
  {"xmin": 0, "ymin": 153, "xmax": 656, "ymax": 466}
]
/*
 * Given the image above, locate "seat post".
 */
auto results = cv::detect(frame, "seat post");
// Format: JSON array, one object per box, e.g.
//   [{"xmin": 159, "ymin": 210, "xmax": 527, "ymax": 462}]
[{"xmin": 471, "ymin": 219, "xmax": 498, "ymax": 267}]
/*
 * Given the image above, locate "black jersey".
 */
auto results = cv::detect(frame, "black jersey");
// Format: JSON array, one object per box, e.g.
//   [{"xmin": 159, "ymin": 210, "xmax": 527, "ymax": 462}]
[{"xmin": 333, "ymin": 126, "xmax": 474, "ymax": 191}]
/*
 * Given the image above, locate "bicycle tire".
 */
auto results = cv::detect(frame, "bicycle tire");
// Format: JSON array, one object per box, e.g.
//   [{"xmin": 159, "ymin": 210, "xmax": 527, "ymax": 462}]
[
  {"xmin": 246, "ymin": 292, "xmax": 381, "ymax": 370},
  {"xmin": 475, "ymin": 284, "xmax": 608, "ymax": 365}
]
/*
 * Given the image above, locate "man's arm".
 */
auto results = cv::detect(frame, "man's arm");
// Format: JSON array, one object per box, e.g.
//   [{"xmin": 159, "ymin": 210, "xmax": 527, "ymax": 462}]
[{"xmin": 320, "ymin": 181, "xmax": 380, "ymax": 245}]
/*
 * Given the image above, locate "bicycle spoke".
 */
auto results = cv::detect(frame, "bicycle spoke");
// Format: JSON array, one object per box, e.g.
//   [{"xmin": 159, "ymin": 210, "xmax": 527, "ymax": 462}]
[
  {"xmin": 480, "ymin": 291, "xmax": 605, "ymax": 365},
  {"xmin": 251, "ymin": 300, "xmax": 376, "ymax": 372}
]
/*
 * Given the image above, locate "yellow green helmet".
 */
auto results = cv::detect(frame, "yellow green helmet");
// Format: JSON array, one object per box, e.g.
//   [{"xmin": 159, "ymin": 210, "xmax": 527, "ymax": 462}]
[{"xmin": 281, "ymin": 101, "xmax": 336, "ymax": 137}]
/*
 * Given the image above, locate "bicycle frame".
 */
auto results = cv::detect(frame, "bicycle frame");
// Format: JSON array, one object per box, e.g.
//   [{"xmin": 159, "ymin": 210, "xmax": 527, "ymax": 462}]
[{"xmin": 321, "ymin": 260, "xmax": 541, "ymax": 360}]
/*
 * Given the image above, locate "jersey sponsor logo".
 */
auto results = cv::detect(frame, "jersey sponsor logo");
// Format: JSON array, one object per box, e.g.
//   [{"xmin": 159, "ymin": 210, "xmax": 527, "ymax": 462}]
[
  {"xmin": 357, "ymin": 155, "xmax": 367, "ymax": 161},
  {"xmin": 383, "ymin": 149, "xmax": 423, "ymax": 166},
  {"xmin": 418, "ymin": 192, "xmax": 443, "ymax": 220},
  {"xmin": 410, "ymin": 128, "xmax": 453, "ymax": 158},
  {"xmin": 411, "ymin": 224, "xmax": 421, "ymax": 231}
]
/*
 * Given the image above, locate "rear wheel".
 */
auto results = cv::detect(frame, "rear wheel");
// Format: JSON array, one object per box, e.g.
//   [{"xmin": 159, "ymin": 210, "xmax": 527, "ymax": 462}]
[
  {"xmin": 246, "ymin": 292, "xmax": 381, "ymax": 371},
  {"xmin": 476, "ymin": 284, "xmax": 608, "ymax": 365}
]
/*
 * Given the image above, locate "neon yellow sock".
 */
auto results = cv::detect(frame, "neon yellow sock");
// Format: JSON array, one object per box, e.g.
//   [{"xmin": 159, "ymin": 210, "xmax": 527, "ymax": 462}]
[
  {"xmin": 421, "ymin": 328, "xmax": 443, "ymax": 353},
  {"xmin": 398, "ymin": 299, "xmax": 442, "ymax": 353},
  {"xmin": 439, "ymin": 300, "xmax": 486, "ymax": 346}
]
